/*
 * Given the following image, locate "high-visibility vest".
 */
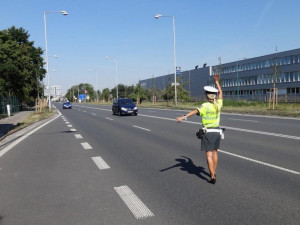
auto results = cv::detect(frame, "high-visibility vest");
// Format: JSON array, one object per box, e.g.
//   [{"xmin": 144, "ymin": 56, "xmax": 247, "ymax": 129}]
[{"xmin": 197, "ymin": 99, "xmax": 223, "ymax": 128}]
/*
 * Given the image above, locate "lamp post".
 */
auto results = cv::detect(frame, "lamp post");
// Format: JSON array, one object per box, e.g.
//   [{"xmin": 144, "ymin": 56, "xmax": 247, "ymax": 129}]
[
  {"xmin": 44, "ymin": 10, "xmax": 68, "ymax": 111},
  {"xmin": 154, "ymin": 14, "xmax": 177, "ymax": 106},
  {"xmin": 89, "ymin": 69, "xmax": 99, "ymax": 102},
  {"xmin": 105, "ymin": 56, "xmax": 118, "ymax": 99}
]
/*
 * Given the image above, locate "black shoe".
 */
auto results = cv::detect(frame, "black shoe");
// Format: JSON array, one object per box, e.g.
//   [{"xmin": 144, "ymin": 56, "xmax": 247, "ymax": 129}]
[{"xmin": 207, "ymin": 177, "xmax": 216, "ymax": 184}]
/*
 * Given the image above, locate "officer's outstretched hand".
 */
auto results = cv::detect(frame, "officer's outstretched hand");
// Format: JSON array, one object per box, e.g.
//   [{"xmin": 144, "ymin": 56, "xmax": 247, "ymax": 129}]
[
  {"xmin": 214, "ymin": 74, "xmax": 219, "ymax": 82},
  {"xmin": 177, "ymin": 116, "xmax": 183, "ymax": 123}
]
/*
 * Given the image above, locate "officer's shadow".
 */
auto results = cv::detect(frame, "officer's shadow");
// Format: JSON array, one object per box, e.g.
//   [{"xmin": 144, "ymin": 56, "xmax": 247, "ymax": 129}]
[{"xmin": 159, "ymin": 156, "xmax": 210, "ymax": 181}]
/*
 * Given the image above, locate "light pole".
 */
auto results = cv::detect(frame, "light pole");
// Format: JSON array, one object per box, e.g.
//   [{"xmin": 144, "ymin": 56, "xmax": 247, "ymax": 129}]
[
  {"xmin": 89, "ymin": 69, "xmax": 99, "ymax": 102},
  {"xmin": 105, "ymin": 56, "xmax": 118, "ymax": 99},
  {"xmin": 154, "ymin": 14, "xmax": 177, "ymax": 106},
  {"xmin": 44, "ymin": 10, "xmax": 68, "ymax": 111}
]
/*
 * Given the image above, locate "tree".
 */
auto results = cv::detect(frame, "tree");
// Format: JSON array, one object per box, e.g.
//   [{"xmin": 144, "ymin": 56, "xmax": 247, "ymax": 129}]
[
  {"xmin": 0, "ymin": 26, "xmax": 45, "ymax": 104},
  {"xmin": 162, "ymin": 75, "xmax": 190, "ymax": 105},
  {"xmin": 129, "ymin": 84, "xmax": 148, "ymax": 104},
  {"xmin": 101, "ymin": 88, "xmax": 111, "ymax": 102}
]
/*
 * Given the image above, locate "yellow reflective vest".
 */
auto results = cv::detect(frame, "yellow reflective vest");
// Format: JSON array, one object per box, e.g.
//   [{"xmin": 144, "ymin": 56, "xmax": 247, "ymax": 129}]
[{"xmin": 196, "ymin": 99, "xmax": 223, "ymax": 128}]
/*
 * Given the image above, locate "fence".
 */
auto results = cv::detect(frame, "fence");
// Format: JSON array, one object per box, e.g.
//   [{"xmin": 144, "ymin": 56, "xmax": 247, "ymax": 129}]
[{"xmin": 0, "ymin": 96, "xmax": 20, "ymax": 115}]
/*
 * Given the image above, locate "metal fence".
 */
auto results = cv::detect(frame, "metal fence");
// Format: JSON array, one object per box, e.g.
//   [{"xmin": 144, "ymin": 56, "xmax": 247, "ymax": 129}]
[{"xmin": 0, "ymin": 96, "xmax": 20, "ymax": 115}]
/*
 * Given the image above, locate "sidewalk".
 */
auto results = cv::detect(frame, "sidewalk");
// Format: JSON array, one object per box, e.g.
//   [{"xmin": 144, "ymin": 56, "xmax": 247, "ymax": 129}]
[{"xmin": 0, "ymin": 111, "xmax": 32, "ymax": 139}]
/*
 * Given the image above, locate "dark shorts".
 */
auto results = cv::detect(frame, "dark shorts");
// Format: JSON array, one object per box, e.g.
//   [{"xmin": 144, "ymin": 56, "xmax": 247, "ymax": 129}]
[{"xmin": 201, "ymin": 129, "xmax": 221, "ymax": 152}]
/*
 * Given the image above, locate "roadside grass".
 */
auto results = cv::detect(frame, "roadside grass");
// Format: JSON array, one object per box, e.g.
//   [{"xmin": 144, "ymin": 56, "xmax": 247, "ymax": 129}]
[
  {"xmin": 15, "ymin": 108, "xmax": 55, "ymax": 130},
  {"xmin": 21, "ymin": 108, "xmax": 55, "ymax": 126}
]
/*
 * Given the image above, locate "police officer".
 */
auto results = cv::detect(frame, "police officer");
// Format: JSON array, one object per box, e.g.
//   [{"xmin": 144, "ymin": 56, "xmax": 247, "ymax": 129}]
[{"xmin": 177, "ymin": 74, "xmax": 223, "ymax": 184}]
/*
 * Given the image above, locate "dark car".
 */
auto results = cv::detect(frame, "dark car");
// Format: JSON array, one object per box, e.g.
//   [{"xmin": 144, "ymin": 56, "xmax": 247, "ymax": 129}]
[
  {"xmin": 112, "ymin": 98, "xmax": 138, "ymax": 116},
  {"xmin": 62, "ymin": 101, "xmax": 72, "ymax": 109}
]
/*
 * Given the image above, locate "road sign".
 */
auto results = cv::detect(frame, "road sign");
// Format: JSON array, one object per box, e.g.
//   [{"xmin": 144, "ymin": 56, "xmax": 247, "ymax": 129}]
[{"xmin": 79, "ymin": 94, "xmax": 86, "ymax": 100}]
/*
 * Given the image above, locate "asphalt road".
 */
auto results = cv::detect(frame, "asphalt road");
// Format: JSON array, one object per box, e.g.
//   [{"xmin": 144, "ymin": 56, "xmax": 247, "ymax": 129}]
[{"xmin": 0, "ymin": 102, "xmax": 299, "ymax": 225}]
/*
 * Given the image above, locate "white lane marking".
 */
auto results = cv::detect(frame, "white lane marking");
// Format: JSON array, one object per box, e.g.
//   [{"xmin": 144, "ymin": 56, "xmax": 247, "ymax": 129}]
[
  {"xmin": 228, "ymin": 118, "xmax": 258, "ymax": 123},
  {"xmin": 91, "ymin": 156, "xmax": 110, "ymax": 170},
  {"xmin": 219, "ymin": 149, "xmax": 300, "ymax": 175},
  {"xmin": 138, "ymin": 114, "xmax": 300, "ymax": 140},
  {"xmin": 81, "ymin": 142, "xmax": 93, "ymax": 150},
  {"xmin": 91, "ymin": 113, "xmax": 96, "ymax": 116},
  {"xmin": 0, "ymin": 111, "xmax": 62, "ymax": 158},
  {"xmin": 105, "ymin": 117, "xmax": 113, "ymax": 120},
  {"xmin": 67, "ymin": 125, "xmax": 72, "ymax": 127},
  {"xmin": 72, "ymin": 105, "xmax": 300, "ymax": 140},
  {"xmin": 74, "ymin": 134, "xmax": 83, "ymax": 139},
  {"xmin": 65, "ymin": 121, "xmax": 69, "ymax": 124},
  {"xmin": 70, "ymin": 128, "xmax": 77, "ymax": 132},
  {"xmin": 133, "ymin": 125, "xmax": 151, "ymax": 132},
  {"xmin": 83, "ymin": 111, "xmax": 87, "ymax": 113},
  {"xmin": 114, "ymin": 185, "xmax": 154, "ymax": 219}
]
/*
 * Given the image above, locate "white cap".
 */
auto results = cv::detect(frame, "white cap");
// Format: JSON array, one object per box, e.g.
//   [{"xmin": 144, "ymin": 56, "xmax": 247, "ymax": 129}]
[{"xmin": 204, "ymin": 86, "xmax": 218, "ymax": 93}]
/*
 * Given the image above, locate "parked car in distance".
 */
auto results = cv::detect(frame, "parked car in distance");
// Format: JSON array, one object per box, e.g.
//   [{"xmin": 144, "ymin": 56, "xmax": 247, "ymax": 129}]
[
  {"xmin": 112, "ymin": 98, "xmax": 138, "ymax": 116},
  {"xmin": 62, "ymin": 101, "xmax": 72, "ymax": 109}
]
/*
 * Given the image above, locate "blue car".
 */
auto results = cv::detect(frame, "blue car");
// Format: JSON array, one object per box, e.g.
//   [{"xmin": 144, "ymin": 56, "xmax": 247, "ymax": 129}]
[
  {"xmin": 62, "ymin": 101, "xmax": 72, "ymax": 109},
  {"xmin": 112, "ymin": 98, "xmax": 138, "ymax": 116}
]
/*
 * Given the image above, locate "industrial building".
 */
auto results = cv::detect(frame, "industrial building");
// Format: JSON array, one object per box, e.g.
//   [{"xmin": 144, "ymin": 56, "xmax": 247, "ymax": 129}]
[{"xmin": 139, "ymin": 48, "xmax": 300, "ymax": 102}]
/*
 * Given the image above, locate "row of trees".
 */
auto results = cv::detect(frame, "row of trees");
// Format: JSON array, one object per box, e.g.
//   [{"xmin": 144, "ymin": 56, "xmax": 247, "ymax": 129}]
[
  {"xmin": 0, "ymin": 26, "xmax": 46, "ymax": 104},
  {"xmin": 65, "ymin": 76, "xmax": 191, "ymax": 104}
]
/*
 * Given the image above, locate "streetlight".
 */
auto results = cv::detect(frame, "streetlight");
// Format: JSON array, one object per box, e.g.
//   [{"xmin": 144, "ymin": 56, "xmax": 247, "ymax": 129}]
[
  {"xmin": 105, "ymin": 56, "xmax": 118, "ymax": 99},
  {"xmin": 44, "ymin": 10, "xmax": 68, "ymax": 111},
  {"xmin": 89, "ymin": 69, "xmax": 99, "ymax": 102},
  {"xmin": 154, "ymin": 14, "xmax": 177, "ymax": 106}
]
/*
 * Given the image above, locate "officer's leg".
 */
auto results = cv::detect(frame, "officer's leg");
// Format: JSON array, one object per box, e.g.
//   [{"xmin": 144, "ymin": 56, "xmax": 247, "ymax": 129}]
[
  {"xmin": 206, "ymin": 151, "xmax": 215, "ymax": 178},
  {"xmin": 212, "ymin": 150, "xmax": 218, "ymax": 174}
]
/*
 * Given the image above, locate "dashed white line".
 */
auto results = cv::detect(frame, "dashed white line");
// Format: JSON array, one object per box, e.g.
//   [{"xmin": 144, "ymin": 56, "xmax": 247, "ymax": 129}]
[
  {"xmin": 133, "ymin": 125, "xmax": 151, "ymax": 132},
  {"xmin": 105, "ymin": 117, "xmax": 113, "ymax": 120},
  {"xmin": 67, "ymin": 125, "xmax": 72, "ymax": 127},
  {"xmin": 83, "ymin": 111, "xmax": 87, "ymax": 113},
  {"xmin": 91, "ymin": 156, "xmax": 110, "ymax": 170},
  {"xmin": 114, "ymin": 185, "xmax": 154, "ymax": 219},
  {"xmin": 219, "ymin": 149, "xmax": 300, "ymax": 175},
  {"xmin": 70, "ymin": 128, "xmax": 77, "ymax": 132},
  {"xmin": 74, "ymin": 134, "xmax": 83, "ymax": 139},
  {"xmin": 65, "ymin": 121, "xmax": 69, "ymax": 124},
  {"xmin": 91, "ymin": 113, "xmax": 96, "ymax": 116},
  {"xmin": 81, "ymin": 142, "xmax": 93, "ymax": 150}
]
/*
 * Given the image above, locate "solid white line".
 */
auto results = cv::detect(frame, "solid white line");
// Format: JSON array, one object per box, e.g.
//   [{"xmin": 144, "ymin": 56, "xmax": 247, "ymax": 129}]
[
  {"xmin": 91, "ymin": 156, "xmax": 110, "ymax": 170},
  {"xmin": 70, "ymin": 128, "xmax": 77, "ymax": 132},
  {"xmin": 67, "ymin": 125, "xmax": 72, "ymax": 127},
  {"xmin": 0, "ymin": 111, "xmax": 61, "ymax": 158},
  {"xmin": 132, "ymin": 125, "xmax": 151, "ymax": 132},
  {"xmin": 218, "ymin": 149, "xmax": 300, "ymax": 175},
  {"xmin": 81, "ymin": 142, "xmax": 93, "ymax": 150},
  {"xmin": 114, "ymin": 185, "xmax": 154, "ymax": 219},
  {"xmin": 138, "ymin": 114, "xmax": 300, "ymax": 140},
  {"xmin": 228, "ymin": 118, "xmax": 258, "ymax": 123},
  {"xmin": 105, "ymin": 117, "xmax": 113, "ymax": 120},
  {"xmin": 74, "ymin": 134, "xmax": 83, "ymax": 139}
]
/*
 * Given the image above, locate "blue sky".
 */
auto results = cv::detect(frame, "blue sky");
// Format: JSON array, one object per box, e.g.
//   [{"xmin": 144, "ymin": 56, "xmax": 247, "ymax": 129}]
[{"xmin": 1, "ymin": 0, "xmax": 300, "ymax": 94}]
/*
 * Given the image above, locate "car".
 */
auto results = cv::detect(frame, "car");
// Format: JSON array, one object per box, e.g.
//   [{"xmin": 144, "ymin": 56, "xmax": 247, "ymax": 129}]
[
  {"xmin": 112, "ymin": 98, "xmax": 138, "ymax": 116},
  {"xmin": 62, "ymin": 101, "xmax": 72, "ymax": 109}
]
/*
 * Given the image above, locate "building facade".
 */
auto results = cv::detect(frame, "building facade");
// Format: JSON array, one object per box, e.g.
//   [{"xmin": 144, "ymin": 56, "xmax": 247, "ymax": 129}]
[{"xmin": 139, "ymin": 48, "xmax": 300, "ymax": 102}]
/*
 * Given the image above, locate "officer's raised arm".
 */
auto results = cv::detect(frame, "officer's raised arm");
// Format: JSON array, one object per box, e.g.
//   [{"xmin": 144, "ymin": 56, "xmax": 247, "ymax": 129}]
[{"xmin": 214, "ymin": 74, "xmax": 222, "ymax": 99}]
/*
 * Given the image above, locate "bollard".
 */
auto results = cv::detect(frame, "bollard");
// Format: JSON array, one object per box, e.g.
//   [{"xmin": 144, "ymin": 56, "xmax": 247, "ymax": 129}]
[{"xmin": 6, "ymin": 104, "xmax": 11, "ymax": 116}]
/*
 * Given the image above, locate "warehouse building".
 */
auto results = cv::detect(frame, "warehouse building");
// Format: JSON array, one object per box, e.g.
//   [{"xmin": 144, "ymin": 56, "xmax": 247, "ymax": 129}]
[{"xmin": 139, "ymin": 48, "xmax": 300, "ymax": 102}]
